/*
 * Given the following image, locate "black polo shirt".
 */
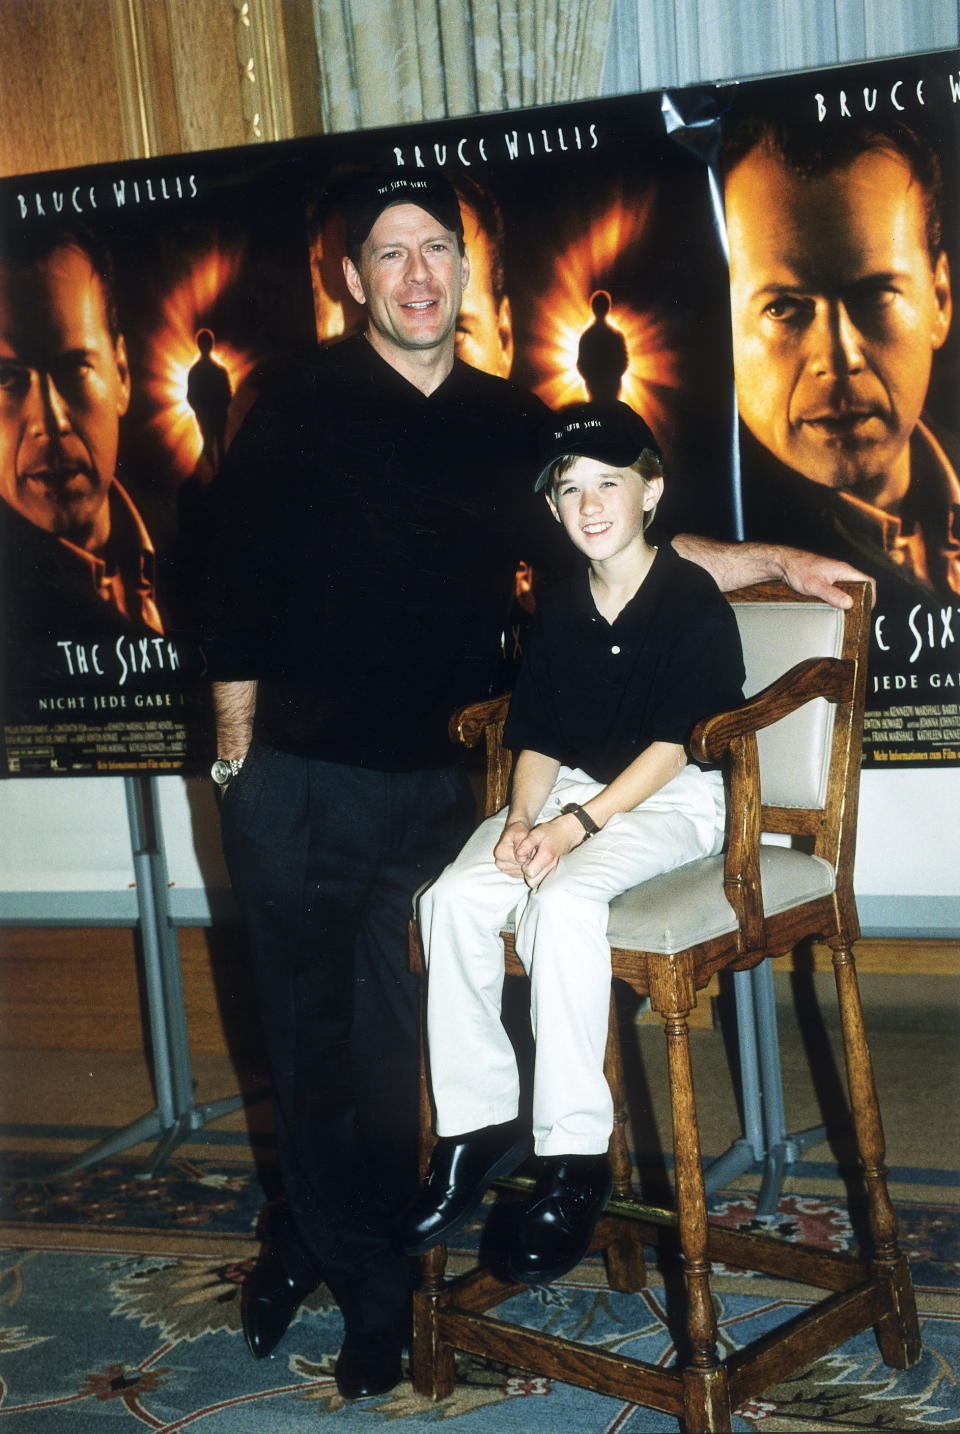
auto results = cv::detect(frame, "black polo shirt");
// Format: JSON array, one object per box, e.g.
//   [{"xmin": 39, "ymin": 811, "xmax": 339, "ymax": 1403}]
[
  {"xmin": 203, "ymin": 333, "xmax": 550, "ymax": 769},
  {"xmin": 503, "ymin": 544, "xmax": 745, "ymax": 784}
]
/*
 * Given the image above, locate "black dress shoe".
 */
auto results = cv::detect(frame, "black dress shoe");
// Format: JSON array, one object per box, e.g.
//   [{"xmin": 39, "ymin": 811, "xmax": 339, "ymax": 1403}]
[
  {"xmin": 334, "ymin": 1327, "xmax": 405, "ymax": 1399},
  {"xmin": 241, "ymin": 1243, "xmax": 316, "ymax": 1359},
  {"xmin": 506, "ymin": 1154, "xmax": 613, "ymax": 1286},
  {"xmin": 398, "ymin": 1119, "xmax": 530, "ymax": 1255}
]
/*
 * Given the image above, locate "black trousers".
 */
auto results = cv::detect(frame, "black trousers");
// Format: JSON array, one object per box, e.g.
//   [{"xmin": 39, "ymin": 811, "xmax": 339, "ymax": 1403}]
[{"xmin": 219, "ymin": 742, "xmax": 474, "ymax": 1334}]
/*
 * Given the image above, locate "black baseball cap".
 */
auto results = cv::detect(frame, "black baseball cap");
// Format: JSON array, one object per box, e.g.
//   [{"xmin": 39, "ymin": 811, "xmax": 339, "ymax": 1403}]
[
  {"xmin": 534, "ymin": 401, "xmax": 662, "ymax": 492},
  {"xmin": 342, "ymin": 171, "xmax": 464, "ymax": 259}
]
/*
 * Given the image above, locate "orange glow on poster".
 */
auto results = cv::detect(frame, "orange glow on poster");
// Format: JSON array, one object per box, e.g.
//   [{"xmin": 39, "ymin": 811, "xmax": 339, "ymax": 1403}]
[
  {"xmin": 143, "ymin": 248, "xmax": 256, "ymax": 478},
  {"xmin": 528, "ymin": 195, "xmax": 679, "ymax": 436}
]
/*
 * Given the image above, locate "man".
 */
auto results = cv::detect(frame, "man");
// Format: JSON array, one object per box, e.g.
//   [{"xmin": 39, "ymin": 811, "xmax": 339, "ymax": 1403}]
[
  {"xmin": 204, "ymin": 171, "xmax": 865, "ymax": 1401},
  {"xmin": 724, "ymin": 116, "xmax": 957, "ymax": 595},
  {"xmin": 0, "ymin": 225, "xmax": 163, "ymax": 672},
  {"xmin": 308, "ymin": 171, "xmax": 514, "ymax": 379}
]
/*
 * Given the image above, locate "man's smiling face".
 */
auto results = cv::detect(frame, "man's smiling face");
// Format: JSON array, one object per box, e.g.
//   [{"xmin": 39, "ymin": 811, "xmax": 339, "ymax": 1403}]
[{"xmin": 343, "ymin": 202, "xmax": 469, "ymax": 360}]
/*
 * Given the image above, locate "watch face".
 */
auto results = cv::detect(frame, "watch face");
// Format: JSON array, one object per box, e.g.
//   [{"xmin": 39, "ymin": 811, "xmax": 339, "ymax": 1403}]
[{"xmin": 211, "ymin": 759, "xmax": 233, "ymax": 785}]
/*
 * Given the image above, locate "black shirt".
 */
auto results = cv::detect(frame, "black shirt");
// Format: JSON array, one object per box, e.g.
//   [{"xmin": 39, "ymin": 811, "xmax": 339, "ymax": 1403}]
[
  {"xmin": 739, "ymin": 422, "xmax": 960, "ymax": 601},
  {"xmin": 204, "ymin": 333, "xmax": 549, "ymax": 769},
  {"xmin": 503, "ymin": 544, "xmax": 745, "ymax": 784}
]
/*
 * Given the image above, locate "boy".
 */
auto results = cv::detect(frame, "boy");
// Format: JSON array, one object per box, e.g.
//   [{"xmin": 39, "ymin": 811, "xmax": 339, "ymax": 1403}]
[{"xmin": 400, "ymin": 401, "xmax": 745, "ymax": 1284}]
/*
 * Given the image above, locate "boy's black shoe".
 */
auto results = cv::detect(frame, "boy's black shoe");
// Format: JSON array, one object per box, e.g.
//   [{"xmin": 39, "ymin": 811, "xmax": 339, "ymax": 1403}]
[
  {"xmin": 505, "ymin": 1154, "xmax": 613, "ymax": 1285},
  {"xmin": 241, "ymin": 1242, "xmax": 316, "ymax": 1358},
  {"xmin": 398, "ymin": 1118, "xmax": 530, "ymax": 1255}
]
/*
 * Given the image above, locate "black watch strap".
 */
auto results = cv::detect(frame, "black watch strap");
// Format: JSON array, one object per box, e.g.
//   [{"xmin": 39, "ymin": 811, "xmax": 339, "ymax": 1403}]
[{"xmin": 559, "ymin": 802, "xmax": 600, "ymax": 839}]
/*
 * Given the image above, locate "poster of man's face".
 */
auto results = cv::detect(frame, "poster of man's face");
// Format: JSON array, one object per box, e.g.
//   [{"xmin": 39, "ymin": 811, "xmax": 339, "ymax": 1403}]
[
  {"xmin": 0, "ymin": 237, "xmax": 131, "ymax": 550},
  {"xmin": 722, "ymin": 74, "xmax": 958, "ymax": 603},
  {"xmin": 729, "ymin": 142, "xmax": 951, "ymax": 498}
]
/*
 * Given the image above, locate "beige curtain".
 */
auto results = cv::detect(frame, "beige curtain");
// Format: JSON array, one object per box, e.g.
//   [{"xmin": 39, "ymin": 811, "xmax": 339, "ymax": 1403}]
[{"xmin": 313, "ymin": 0, "xmax": 616, "ymax": 132}]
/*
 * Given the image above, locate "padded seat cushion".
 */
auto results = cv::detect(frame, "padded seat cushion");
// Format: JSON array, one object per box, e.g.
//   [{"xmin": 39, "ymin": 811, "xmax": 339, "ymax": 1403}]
[{"xmin": 500, "ymin": 846, "xmax": 836, "ymax": 955}]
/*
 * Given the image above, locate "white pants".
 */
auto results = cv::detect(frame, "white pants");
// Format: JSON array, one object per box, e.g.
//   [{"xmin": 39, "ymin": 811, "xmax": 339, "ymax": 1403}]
[{"xmin": 420, "ymin": 764, "xmax": 725, "ymax": 1157}]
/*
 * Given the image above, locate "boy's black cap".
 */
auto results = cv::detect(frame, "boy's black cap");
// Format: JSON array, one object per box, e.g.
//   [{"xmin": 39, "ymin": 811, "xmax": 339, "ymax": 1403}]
[
  {"xmin": 534, "ymin": 401, "xmax": 662, "ymax": 492},
  {"xmin": 342, "ymin": 171, "xmax": 464, "ymax": 258}
]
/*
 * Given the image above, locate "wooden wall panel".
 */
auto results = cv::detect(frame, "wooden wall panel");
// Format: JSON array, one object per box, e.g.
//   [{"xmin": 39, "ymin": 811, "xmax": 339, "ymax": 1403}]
[
  {"xmin": 0, "ymin": 0, "xmax": 128, "ymax": 176},
  {"xmin": 163, "ymin": 0, "xmax": 252, "ymax": 153},
  {"xmin": 0, "ymin": 0, "xmax": 321, "ymax": 181}
]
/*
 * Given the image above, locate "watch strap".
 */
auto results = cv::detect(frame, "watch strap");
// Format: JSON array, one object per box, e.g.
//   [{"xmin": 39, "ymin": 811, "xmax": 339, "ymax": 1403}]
[{"xmin": 559, "ymin": 802, "xmax": 600, "ymax": 838}]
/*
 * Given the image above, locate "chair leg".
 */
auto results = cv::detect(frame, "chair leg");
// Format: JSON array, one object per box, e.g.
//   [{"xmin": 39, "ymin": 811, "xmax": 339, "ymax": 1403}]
[
  {"xmin": 682, "ymin": 1366, "xmax": 735, "ymax": 1434},
  {"xmin": 655, "ymin": 995, "xmax": 731, "ymax": 1432},
  {"xmin": 602, "ymin": 993, "xmax": 647, "ymax": 1292},
  {"xmin": 661, "ymin": 1007, "xmax": 722, "ymax": 1378},
  {"xmin": 412, "ymin": 1246, "xmax": 456, "ymax": 1398},
  {"xmin": 830, "ymin": 941, "xmax": 921, "ymax": 1369}
]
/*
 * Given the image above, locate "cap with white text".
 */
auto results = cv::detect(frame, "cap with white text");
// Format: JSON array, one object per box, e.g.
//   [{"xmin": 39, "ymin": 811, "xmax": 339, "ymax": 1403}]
[
  {"xmin": 343, "ymin": 171, "xmax": 464, "ymax": 259},
  {"xmin": 534, "ymin": 401, "xmax": 662, "ymax": 492}
]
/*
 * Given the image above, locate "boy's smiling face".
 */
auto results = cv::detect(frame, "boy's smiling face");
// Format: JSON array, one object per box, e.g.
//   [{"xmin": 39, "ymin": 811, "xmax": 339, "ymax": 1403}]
[{"xmin": 546, "ymin": 456, "xmax": 662, "ymax": 563}]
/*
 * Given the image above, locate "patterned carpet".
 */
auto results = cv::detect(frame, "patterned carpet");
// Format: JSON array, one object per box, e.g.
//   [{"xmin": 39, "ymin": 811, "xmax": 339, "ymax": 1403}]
[{"xmin": 1, "ymin": 1153, "xmax": 958, "ymax": 1432}]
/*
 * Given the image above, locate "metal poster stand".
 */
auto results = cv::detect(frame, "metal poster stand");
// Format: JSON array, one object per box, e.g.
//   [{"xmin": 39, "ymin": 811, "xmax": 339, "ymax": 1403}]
[
  {"xmin": 58, "ymin": 775, "xmax": 244, "ymax": 1179},
  {"xmin": 704, "ymin": 964, "xmax": 827, "ymax": 1215}
]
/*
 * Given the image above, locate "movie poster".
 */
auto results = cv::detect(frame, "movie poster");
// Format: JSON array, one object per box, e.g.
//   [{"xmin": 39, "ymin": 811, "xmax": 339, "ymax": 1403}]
[
  {"xmin": 0, "ymin": 89, "xmax": 733, "ymax": 776},
  {"xmin": 719, "ymin": 50, "xmax": 960, "ymax": 766},
  {"xmin": 1, "ymin": 47, "xmax": 956, "ymax": 777}
]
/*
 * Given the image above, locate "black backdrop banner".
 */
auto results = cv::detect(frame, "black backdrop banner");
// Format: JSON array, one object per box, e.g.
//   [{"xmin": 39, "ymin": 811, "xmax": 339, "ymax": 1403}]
[{"xmin": 1, "ymin": 48, "xmax": 956, "ymax": 776}]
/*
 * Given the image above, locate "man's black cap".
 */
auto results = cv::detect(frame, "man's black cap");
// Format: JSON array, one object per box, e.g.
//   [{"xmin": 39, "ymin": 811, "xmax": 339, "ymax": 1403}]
[
  {"xmin": 534, "ymin": 401, "xmax": 662, "ymax": 492},
  {"xmin": 342, "ymin": 172, "xmax": 464, "ymax": 258}
]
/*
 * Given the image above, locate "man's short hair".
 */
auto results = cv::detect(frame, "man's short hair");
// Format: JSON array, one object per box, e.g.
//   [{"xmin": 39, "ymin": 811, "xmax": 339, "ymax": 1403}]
[
  {"xmin": 0, "ymin": 221, "xmax": 121, "ymax": 340},
  {"xmin": 722, "ymin": 112, "xmax": 945, "ymax": 262}
]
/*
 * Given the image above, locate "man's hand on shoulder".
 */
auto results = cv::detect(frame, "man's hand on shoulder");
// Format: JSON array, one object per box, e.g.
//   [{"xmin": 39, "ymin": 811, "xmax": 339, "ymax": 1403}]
[
  {"xmin": 772, "ymin": 546, "xmax": 875, "ymax": 611},
  {"xmin": 671, "ymin": 533, "xmax": 874, "ymax": 611}
]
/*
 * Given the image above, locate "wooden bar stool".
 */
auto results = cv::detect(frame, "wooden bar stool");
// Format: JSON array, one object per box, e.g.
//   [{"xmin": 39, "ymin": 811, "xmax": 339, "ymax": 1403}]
[{"xmin": 408, "ymin": 581, "xmax": 920, "ymax": 1433}]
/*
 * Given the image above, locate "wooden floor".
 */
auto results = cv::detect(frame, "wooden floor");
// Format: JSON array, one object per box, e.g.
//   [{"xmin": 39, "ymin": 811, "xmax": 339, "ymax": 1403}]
[{"xmin": 2, "ymin": 969, "xmax": 956, "ymax": 1198}]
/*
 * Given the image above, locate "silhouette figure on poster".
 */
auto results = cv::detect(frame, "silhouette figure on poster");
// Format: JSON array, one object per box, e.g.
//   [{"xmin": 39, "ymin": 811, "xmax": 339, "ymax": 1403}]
[
  {"xmin": 576, "ymin": 291, "xmax": 628, "ymax": 401},
  {"xmin": 187, "ymin": 329, "xmax": 232, "ymax": 474}
]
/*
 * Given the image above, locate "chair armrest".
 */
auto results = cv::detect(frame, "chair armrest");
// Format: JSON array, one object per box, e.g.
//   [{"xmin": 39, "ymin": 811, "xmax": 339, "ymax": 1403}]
[
  {"xmin": 688, "ymin": 657, "xmax": 854, "ymax": 765},
  {"xmin": 448, "ymin": 693, "xmax": 512, "ymax": 749},
  {"xmin": 688, "ymin": 655, "xmax": 853, "ymax": 958},
  {"xmin": 448, "ymin": 693, "xmax": 514, "ymax": 817}
]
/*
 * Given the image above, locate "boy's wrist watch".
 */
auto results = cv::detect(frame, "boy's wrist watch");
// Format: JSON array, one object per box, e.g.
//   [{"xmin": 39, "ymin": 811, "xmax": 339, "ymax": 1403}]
[
  {"xmin": 560, "ymin": 802, "xmax": 600, "ymax": 839},
  {"xmin": 211, "ymin": 757, "xmax": 244, "ymax": 789}
]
